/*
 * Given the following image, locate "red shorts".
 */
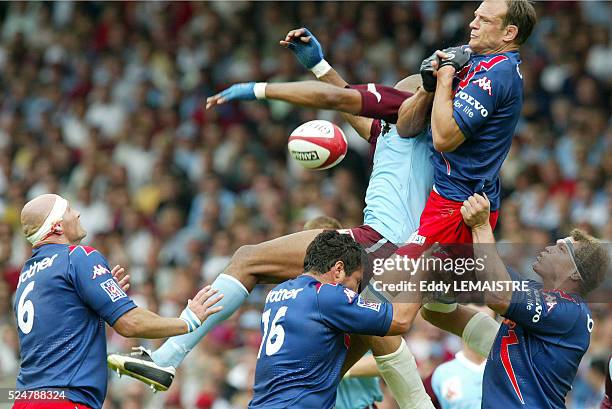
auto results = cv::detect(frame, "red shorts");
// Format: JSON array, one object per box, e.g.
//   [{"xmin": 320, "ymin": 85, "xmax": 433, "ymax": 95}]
[
  {"xmin": 342, "ymin": 224, "xmax": 398, "ymax": 291},
  {"xmin": 13, "ymin": 401, "xmax": 91, "ymax": 409},
  {"xmin": 395, "ymin": 189, "xmax": 499, "ymax": 258}
]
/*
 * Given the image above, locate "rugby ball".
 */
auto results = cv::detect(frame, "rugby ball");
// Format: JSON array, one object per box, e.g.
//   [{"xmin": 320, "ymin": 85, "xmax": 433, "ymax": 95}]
[{"xmin": 288, "ymin": 120, "xmax": 348, "ymax": 170}]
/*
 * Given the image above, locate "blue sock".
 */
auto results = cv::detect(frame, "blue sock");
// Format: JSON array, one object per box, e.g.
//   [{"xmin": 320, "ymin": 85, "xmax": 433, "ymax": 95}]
[{"xmin": 151, "ymin": 273, "xmax": 249, "ymax": 368}]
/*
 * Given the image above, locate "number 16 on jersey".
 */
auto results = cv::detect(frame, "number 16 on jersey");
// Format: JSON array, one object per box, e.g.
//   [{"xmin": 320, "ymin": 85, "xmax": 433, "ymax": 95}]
[{"xmin": 258, "ymin": 307, "xmax": 288, "ymax": 358}]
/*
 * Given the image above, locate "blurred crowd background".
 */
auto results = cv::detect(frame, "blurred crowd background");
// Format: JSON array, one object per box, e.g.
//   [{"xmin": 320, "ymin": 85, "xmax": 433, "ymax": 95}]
[{"xmin": 0, "ymin": 1, "xmax": 609, "ymax": 409}]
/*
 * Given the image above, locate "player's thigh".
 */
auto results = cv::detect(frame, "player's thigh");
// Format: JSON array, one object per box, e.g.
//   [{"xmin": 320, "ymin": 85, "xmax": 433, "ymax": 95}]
[
  {"xmin": 226, "ymin": 229, "xmax": 324, "ymax": 287},
  {"xmin": 340, "ymin": 334, "xmax": 370, "ymax": 376}
]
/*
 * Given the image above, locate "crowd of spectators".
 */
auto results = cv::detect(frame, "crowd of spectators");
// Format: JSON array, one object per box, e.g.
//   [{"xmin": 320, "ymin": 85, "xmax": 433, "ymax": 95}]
[{"xmin": 0, "ymin": 2, "xmax": 609, "ymax": 408}]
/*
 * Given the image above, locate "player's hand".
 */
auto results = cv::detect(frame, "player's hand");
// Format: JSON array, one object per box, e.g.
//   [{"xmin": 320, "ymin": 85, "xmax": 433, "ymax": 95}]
[
  {"xmin": 420, "ymin": 52, "xmax": 438, "ymax": 92},
  {"xmin": 460, "ymin": 193, "xmax": 490, "ymax": 229},
  {"xmin": 111, "ymin": 264, "xmax": 130, "ymax": 292},
  {"xmin": 279, "ymin": 27, "xmax": 324, "ymax": 69},
  {"xmin": 433, "ymin": 46, "xmax": 472, "ymax": 73},
  {"xmin": 180, "ymin": 286, "xmax": 224, "ymax": 332},
  {"xmin": 206, "ymin": 82, "xmax": 256, "ymax": 109}
]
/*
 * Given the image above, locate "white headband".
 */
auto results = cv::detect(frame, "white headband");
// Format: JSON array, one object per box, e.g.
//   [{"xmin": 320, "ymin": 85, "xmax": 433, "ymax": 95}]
[
  {"xmin": 558, "ymin": 237, "xmax": 583, "ymax": 280},
  {"xmin": 26, "ymin": 196, "xmax": 68, "ymax": 245}
]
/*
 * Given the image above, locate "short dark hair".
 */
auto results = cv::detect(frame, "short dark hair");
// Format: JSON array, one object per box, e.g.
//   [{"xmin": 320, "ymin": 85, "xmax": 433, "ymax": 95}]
[
  {"xmin": 303, "ymin": 216, "xmax": 342, "ymax": 230},
  {"xmin": 571, "ymin": 229, "xmax": 610, "ymax": 295},
  {"xmin": 503, "ymin": 0, "xmax": 537, "ymax": 45},
  {"xmin": 303, "ymin": 230, "xmax": 364, "ymax": 276}
]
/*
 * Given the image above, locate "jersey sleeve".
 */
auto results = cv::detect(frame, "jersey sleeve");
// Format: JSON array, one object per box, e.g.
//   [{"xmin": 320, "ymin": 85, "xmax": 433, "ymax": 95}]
[
  {"xmin": 452, "ymin": 69, "xmax": 504, "ymax": 139},
  {"xmin": 503, "ymin": 270, "xmax": 581, "ymax": 336},
  {"xmin": 69, "ymin": 247, "xmax": 136, "ymax": 325},
  {"xmin": 315, "ymin": 284, "xmax": 393, "ymax": 336},
  {"xmin": 349, "ymin": 84, "xmax": 412, "ymax": 124},
  {"xmin": 369, "ymin": 119, "xmax": 382, "ymax": 145}
]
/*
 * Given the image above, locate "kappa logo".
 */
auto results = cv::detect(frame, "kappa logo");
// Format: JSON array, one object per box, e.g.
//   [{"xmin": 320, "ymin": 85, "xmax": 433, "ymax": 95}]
[
  {"xmin": 357, "ymin": 295, "xmax": 381, "ymax": 312},
  {"xmin": 100, "ymin": 278, "xmax": 127, "ymax": 302},
  {"xmin": 92, "ymin": 264, "xmax": 110, "ymax": 279},
  {"xmin": 543, "ymin": 292, "xmax": 557, "ymax": 313},
  {"xmin": 472, "ymin": 76, "xmax": 492, "ymax": 96},
  {"xmin": 457, "ymin": 55, "xmax": 508, "ymax": 92},
  {"xmin": 344, "ymin": 287, "xmax": 357, "ymax": 303}
]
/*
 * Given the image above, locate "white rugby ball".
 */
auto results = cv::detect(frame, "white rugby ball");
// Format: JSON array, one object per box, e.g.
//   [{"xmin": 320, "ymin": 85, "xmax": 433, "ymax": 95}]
[{"xmin": 288, "ymin": 120, "xmax": 348, "ymax": 170}]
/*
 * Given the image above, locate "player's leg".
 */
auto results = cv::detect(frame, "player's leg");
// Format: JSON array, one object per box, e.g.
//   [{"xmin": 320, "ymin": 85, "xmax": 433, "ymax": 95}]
[
  {"xmin": 371, "ymin": 335, "xmax": 434, "ymax": 409},
  {"xmin": 108, "ymin": 229, "xmax": 323, "ymax": 390},
  {"xmin": 153, "ymin": 228, "xmax": 324, "ymax": 365}
]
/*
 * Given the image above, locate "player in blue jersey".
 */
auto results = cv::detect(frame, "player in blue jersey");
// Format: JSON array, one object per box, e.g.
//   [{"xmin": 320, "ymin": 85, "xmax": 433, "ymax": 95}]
[
  {"xmin": 422, "ymin": 192, "xmax": 609, "ymax": 409},
  {"xmin": 392, "ymin": 0, "xmax": 537, "ymax": 259},
  {"xmin": 249, "ymin": 230, "xmax": 424, "ymax": 409},
  {"xmin": 110, "ymin": 27, "xmax": 437, "ymax": 409},
  {"xmin": 14, "ymin": 194, "xmax": 223, "ymax": 409},
  {"xmin": 303, "ymin": 216, "xmax": 384, "ymax": 409}
]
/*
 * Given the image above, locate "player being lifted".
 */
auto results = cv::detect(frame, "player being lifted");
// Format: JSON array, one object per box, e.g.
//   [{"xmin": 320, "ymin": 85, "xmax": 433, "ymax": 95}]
[
  {"xmin": 422, "ymin": 193, "xmax": 609, "ymax": 408},
  {"xmin": 14, "ymin": 194, "xmax": 223, "ymax": 409}
]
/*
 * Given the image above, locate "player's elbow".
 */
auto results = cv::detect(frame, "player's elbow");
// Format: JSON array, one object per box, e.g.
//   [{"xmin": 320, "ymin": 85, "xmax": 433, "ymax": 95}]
[
  {"xmin": 113, "ymin": 309, "xmax": 141, "ymax": 338},
  {"xmin": 224, "ymin": 244, "xmax": 259, "ymax": 286},
  {"xmin": 486, "ymin": 301, "xmax": 510, "ymax": 316},
  {"xmin": 389, "ymin": 304, "xmax": 417, "ymax": 334},
  {"xmin": 395, "ymin": 315, "xmax": 414, "ymax": 333},
  {"xmin": 432, "ymin": 136, "xmax": 457, "ymax": 152}
]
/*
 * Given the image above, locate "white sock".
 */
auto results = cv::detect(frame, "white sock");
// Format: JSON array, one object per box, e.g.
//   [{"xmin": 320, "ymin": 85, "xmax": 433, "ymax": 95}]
[{"xmin": 375, "ymin": 339, "xmax": 435, "ymax": 409}]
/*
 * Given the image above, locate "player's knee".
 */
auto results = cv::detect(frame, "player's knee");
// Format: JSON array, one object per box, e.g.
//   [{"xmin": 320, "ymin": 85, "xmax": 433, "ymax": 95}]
[{"xmin": 226, "ymin": 244, "xmax": 255, "ymax": 277}]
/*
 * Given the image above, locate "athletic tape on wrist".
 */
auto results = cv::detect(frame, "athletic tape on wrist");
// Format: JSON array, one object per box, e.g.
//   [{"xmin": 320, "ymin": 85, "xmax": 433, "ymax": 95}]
[
  {"xmin": 179, "ymin": 307, "xmax": 201, "ymax": 333},
  {"xmin": 311, "ymin": 59, "xmax": 332, "ymax": 78},
  {"xmin": 254, "ymin": 82, "xmax": 267, "ymax": 100}
]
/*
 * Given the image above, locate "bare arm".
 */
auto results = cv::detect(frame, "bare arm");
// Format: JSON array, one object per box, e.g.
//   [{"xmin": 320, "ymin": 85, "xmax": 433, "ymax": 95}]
[
  {"xmin": 430, "ymin": 67, "xmax": 466, "ymax": 152},
  {"xmin": 386, "ymin": 303, "xmax": 421, "ymax": 335},
  {"xmin": 396, "ymin": 87, "xmax": 434, "ymax": 138},
  {"xmin": 264, "ymin": 81, "xmax": 362, "ymax": 114},
  {"xmin": 318, "ymin": 68, "xmax": 374, "ymax": 141},
  {"xmin": 113, "ymin": 308, "xmax": 191, "ymax": 338},
  {"xmin": 113, "ymin": 286, "xmax": 223, "ymax": 338},
  {"xmin": 461, "ymin": 194, "xmax": 512, "ymax": 314}
]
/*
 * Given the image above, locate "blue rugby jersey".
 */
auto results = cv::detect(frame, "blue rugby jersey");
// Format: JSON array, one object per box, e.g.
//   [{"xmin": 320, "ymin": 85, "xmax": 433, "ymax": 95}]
[
  {"xmin": 14, "ymin": 244, "xmax": 136, "ymax": 409},
  {"xmin": 249, "ymin": 275, "xmax": 393, "ymax": 409},
  {"xmin": 430, "ymin": 51, "xmax": 523, "ymax": 211},
  {"xmin": 482, "ymin": 268, "xmax": 592, "ymax": 408}
]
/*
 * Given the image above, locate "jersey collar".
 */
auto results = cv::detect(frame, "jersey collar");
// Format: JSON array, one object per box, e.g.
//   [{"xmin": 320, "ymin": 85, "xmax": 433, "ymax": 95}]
[{"xmin": 455, "ymin": 351, "xmax": 487, "ymax": 373}]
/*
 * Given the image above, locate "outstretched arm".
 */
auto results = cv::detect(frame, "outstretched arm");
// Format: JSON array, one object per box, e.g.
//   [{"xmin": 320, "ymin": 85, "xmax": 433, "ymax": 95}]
[
  {"xmin": 205, "ymin": 81, "xmax": 362, "ymax": 114},
  {"xmin": 280, "ymin": 28, "xmax": 373, "ymax": 140},
  {"xmin": 113, "ymin": 286, "xmax": 223, "ymax": 338}
]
